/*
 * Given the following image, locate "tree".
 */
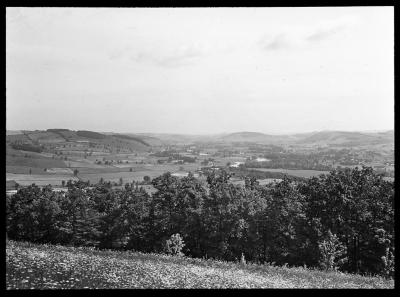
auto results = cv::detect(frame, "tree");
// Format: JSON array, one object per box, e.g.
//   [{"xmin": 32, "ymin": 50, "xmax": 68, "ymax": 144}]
[
  {"xmin": 4, "ymin": 165, "xmax": 393, "ymax": 277},
  {"xmin": 301, "ymin": 166, "xmax": 394, "ymax": 275},
  {"xmin": 6, "ymin": 185, "xmax": 63, "ymax": 244},
  {"xmin": 318, "ymin": 230, "xmax": 347, "ymax": 271}
]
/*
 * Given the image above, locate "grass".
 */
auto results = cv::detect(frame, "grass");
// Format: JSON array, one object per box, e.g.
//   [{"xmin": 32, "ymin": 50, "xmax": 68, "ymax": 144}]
[{"xmin": 6, "ymin": 240, "xmax": 394, "ymax": 289}]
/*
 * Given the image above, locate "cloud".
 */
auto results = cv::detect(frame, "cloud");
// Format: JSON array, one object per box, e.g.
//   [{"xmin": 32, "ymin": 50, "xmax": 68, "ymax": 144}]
[
  {"xmin": 154, "ymin": 45, "xmax": 205, "ymax": 67},
  {"xmin": 305, "ymin": 24, "xmax": 345, "ymax": 42},
  {"xmin": 258, "ymin": 15, "xmax": 361, "ymax": 51},
  {"xmin": 260, "ymin": 34, "xmax": 291, "ymax": 51},
  {"xmin": 306, "ymin": 15, "xmax": 360, "ymax": 42},
  {"xmin": 111, "ymin": 43, "xmax": 207, "ymax": 67}
]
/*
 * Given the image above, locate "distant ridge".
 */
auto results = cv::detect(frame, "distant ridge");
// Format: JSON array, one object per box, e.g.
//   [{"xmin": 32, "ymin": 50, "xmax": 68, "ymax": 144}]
[
  {"xmin": 6, "ymin": 129, "xmax": 162, "ymax": 152},
  {"xmin": 219, "ymin": 130, "xmax": 394, "ymax": 146},
  {"xmin": 6, "ymin": 129, "xmax": 394, "ymax": 147}
]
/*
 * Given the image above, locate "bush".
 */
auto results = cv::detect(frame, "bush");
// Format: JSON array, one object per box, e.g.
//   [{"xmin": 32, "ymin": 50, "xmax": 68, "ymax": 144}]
[
  {"xmin": 164, "ymin": 234, "xmax": 185, "ymax": 256},
  {"xmin": 381, "ymin": 247, "xmax": 394, "ymax": 279}
]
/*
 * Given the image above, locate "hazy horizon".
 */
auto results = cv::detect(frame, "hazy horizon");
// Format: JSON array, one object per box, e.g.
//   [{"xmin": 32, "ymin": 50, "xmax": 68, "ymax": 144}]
[
  {"xmin": 5, "ymin": 127, "xmax": 393, "ymax": 137},
  {"xmin": 6, "ymin": 7, "xmax": 394, "ymax": 134}
]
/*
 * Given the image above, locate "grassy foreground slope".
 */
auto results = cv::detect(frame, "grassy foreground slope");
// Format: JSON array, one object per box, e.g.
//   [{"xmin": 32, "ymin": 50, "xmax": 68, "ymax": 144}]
[{"xmin": 6, "ymin": 241, "xmax": 393, "ymax": 289}]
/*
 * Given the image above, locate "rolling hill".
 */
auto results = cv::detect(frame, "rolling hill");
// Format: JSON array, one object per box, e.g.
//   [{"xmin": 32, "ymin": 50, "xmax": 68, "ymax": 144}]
[
  {"xmin": 218, "ymin": 130, "xmax": 394, "ymax": 146},
  {"xmin": 295, "ymin": 130, "xmax": 394, "ymax": 146},
  {"xmin": 6, "ymin": 129, "xmax": 160, "ymax": 152},
  {"xmin": 219, "ymin": 132, "xmax": 295, "ymax": 144},
  {"xmin": 6, "ymin": 129, "xmax": 393, "ymax": 147}
]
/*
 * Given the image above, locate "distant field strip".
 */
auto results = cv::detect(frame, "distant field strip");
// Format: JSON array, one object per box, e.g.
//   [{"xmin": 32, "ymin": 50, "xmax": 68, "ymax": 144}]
[
  {"xmin": 6, "ymin": 156, "xmax": 67, "ymax": 168},
  {"xmin": 248, "ymin": 168, "xmax": 329, "ymax": 178},
  {"xmin": 231, "ymin": 178, "xmax": 282, "ymax": 186},
  {"xmin": 6, "ymin": 173, "xmax": 78, "ymax": 186},
  {"xmin": 79, "ymin": 171, "xmax": 166, "ymax": 183}
]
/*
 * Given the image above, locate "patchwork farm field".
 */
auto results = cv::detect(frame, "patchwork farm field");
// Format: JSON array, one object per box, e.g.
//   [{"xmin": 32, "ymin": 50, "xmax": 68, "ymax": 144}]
[
  {"xmin": 64, "ymin": 160, "xmax": 107, "ymax": 168},
  {"xmin": 79, "ymin": 171, "xmax": 162, "ymax": 184},
  {"xmin": 6, "ymin": 166, "xmax": 65, "ymax": 175},
  {"xmin": 70, "ymin": 162, "xmax": 202, "ymax": 184},
  {"xmin": 6, "ymin": 240, "xmax": 394, "ymax": 289},
  {"xmin": 27, "ymin": 131, "xmax": 65, "ymax": 143},
  {"xmin": 248, "ymin": 168, "xmax": 329, "ymax": 178},
  {"xmin": 231, "ymin": 178, "xmax": 282, "ymax": 186},
  {"xmin": 6, "ymin": 155, "xmax": 67, "ymax": 168},
  {"xmin": 6, "ymin": 150, "xmax": 203, "ymax": 186},
  {"xmin": 6, "ymin": 173, "xmax": 78, "ymax": 186}
]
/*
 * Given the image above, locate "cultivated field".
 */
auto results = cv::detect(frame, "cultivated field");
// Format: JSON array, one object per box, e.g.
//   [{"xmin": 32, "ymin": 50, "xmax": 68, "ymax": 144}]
[
  {"xmin": 6, "ymin": 173, "xmax": 78, "ymax": 186},
  {"xmin": 78, "ymin": 163, "xmax": 200, "ymax": 184},
  {"xmin": 6, "ymin": 166, "xmax": 63, "ymax": 175},
  {"xmin": 231, "ymin": 178, "xmax": 282, "ymax": 186},
  {"xmin": 6, "ymin": 156, "xmax": 67, "ymax": 169},
  {"xmin": 79, "ymin": 171, "xmax": 163, "ymax": 184},
  {"xmin": 6, "ymin": 240, "xmax": 394, "ymax": 289},
  {"xmin": 248, "ymin": 168, "xmax": 329, "ymax": 178}
]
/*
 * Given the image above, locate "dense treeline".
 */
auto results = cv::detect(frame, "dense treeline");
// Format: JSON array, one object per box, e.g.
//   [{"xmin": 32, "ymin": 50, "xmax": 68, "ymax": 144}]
[
  {"xmin": 227, "ymin": 167, "xmax": 306, "ymax": 181},
  {"xmin": 10, "ymin": 143, "xmax": 43, "ymax": 153},
  {"xmin": 112, "ymin": 134, "xmax": 150, "ymax": 147},
  {"xmin": 150, "ymin": 150, "xmax": 196, "ymax": 163},
  {"xmin": 6, "ymin": 167, "xmax": 394, "ymax": 278}
]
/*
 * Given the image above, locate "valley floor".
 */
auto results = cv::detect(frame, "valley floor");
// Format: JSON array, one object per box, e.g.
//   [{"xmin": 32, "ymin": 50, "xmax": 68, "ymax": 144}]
[{"xmin": 6, "ymin": 240, "xmax": 394, "ymax": 289}]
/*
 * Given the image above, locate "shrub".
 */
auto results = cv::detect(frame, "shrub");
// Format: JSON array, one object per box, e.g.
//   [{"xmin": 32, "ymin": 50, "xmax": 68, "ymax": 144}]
[
  {"xmin": 240, "ymin": 253, "xmax": 246, "ymax": 265},
  {"xmin": 381, "ymin": 247, "xmax": 394, "ymax": 279},
  {"xmin": 164, "ymin": 233, "xmax": 185, "ymax": 256}
]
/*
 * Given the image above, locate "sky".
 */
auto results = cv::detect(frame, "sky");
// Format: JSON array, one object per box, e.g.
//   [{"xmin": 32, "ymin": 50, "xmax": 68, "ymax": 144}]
[{"xmin": 6, "ymin": 7, "xmax": 394, "ymax": 135}]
